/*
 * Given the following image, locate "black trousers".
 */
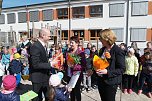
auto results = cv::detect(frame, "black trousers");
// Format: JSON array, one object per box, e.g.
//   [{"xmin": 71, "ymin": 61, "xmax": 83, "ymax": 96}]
[
  {"xmin": 32, "ymin": 82, "xmax": 49, "ymax": 101},
  {"xmin": 97, "ymin": 78, "xmax": 118, "ymax": 101},
  {"xmin": 123, "ymin": 74, "xmax": 135, "ymax": 89},
  {"xmin": 91, "ymin": 71, "xmax": 98, "ymax": 87},
  {"xmin": 0, "ymin": 76, "xmax": 2, "ymax": 87}
]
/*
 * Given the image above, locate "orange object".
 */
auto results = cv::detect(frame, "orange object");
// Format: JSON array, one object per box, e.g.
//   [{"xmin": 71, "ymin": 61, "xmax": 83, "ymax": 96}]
[
  {"xmin": 53, "ymin": 53, "xmax": 64, "ymax": 70},
  {"xmin": 67, "ymin": 54, "xmax": 75, "ymax": 67},
  {"xmin": 104, "ymin": 52, "xmax": 111, "ymax": 58},
  {"xmin": 93, "ymin": 55, "xmax": 109, "ymax": 70}
]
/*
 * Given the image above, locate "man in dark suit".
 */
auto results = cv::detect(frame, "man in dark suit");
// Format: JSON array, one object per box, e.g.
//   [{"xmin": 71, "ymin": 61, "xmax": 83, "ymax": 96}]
[{"xmin": 29, "ymin": 28, "xmax": 57, "ymax": 101}]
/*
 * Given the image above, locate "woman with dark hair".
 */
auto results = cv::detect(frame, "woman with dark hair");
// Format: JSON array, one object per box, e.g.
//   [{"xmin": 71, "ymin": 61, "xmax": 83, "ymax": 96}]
[
  {"xmin": 96, "ymin": 29, "xmax": 125, "ymax": 101},
  {"xmin": 63, "ymin": 36, "xmax": 86, "ymax": 101}
]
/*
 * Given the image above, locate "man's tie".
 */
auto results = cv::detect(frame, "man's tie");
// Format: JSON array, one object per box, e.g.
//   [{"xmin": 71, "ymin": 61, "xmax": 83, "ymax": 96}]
[{"xmin": 44, "ymin": 45, "xmax": 48, "ymax": 56}]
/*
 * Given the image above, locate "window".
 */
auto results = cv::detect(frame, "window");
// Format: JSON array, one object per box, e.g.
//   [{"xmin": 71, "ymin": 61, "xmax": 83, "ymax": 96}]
[
  {"xmin": 90, "ymin": 30, "xmax": 100, "ymax": 40},
  {"xmin": 132, "ymin": 1, "xmax": 148, "ymax": 16},
  {"xmin": 90, "ymin": 5, "xmax": 103, "ymax": 17},
  {"xmin": 111, "ymin": 28, "xmax": 124, "ymax": 42},
  {"xmin": 18, "ymin": 12, "xmax": 27, "ymax": 23},
  {"xmin": 72, "ymin": 7, "xmax": 85, "ymax": 18},
  {"xmin": 109, "ymin": 3, "xmax": 124, "ymax": 17},
  {"xmin": 30, "ymin": 11, "xmax": 39, "ymax": 22},
  {"xmin": 73, "ymin": 30, "xmax": 84, "ymax": 40},
  {"xmin": 7, "ymin": 13, "xmax": 16, "ymax": 24},
  {"xmin": 61, "ymin": 30, "xmax": 68, "ymax": 40},
  {"xmin": 0, "ymin": 14, "xmax": 5, "ymax": 24},
  {"xmin": 43, "ymin": 9, "xmax": 53, "ymax": 21},
  {"xmin": 130, "ymin": 28, "xmax": 146, "ymax": 42},
  {"xmin": 57, "ymin": 8, "xmax": 68, "ymax": 19}
]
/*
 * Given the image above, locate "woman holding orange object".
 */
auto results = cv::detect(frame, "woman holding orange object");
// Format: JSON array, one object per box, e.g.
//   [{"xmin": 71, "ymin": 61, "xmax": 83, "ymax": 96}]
[
  {"xmin": 63, "ymin": 36, "xmax": 86, "ymax": 101},
  {"xmin": 96, "ymin": 29, "xmax": 125, "ymax": 101}
]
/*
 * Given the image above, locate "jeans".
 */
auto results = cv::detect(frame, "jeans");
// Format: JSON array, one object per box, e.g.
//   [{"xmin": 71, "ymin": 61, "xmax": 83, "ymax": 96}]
[
  {"xmin": 138, "ymin": 73, "xmax": 152, "ymax": 92},
  {"xmin": 22, "ymin": 66, "xmax": 29, "ymax": 75},
  {"xmin": 83, "ymin": 73, "xmax": 91, "ymax": 88}
]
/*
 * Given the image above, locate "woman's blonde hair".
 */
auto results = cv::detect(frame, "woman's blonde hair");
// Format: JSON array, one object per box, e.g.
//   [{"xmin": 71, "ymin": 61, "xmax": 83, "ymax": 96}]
[{"xmin": 99, "ymin": 29, "xmax": 117, "ymax": 46}]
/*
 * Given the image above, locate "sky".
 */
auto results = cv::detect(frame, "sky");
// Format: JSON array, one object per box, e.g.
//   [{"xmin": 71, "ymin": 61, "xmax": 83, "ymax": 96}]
[{"xmin": 3, "ymin": 0, "xmax": 64, "ymax": 8}]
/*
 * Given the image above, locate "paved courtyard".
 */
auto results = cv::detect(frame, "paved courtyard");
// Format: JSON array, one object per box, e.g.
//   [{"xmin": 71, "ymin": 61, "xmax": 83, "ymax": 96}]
[
  {"xmin": 81, "ymin": 89, "xmax": 152, "ymax": 101},
  {"xmin": 21, "ymin": 80, "xmax": 152, "ymax": 101}
]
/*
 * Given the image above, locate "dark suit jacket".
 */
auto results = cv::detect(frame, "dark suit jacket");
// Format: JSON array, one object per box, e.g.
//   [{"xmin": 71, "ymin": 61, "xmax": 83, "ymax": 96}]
[
  {"xmin": 98, "ymin": 44, "xmax": 126, "ymax": 85},
  {"xmin": 29, "ymin": 40, "xmax": 51, "ymax": 83}
]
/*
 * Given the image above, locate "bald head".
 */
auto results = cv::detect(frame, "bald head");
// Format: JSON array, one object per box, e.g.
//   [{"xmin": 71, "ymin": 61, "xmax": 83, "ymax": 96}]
[
  {"xmin": 39, "ymin": 28, "xmax": 50, "ymax": 37},
  {"xmin": 39, "ymin": 28, "xmax": 51, "ymax": 43}
]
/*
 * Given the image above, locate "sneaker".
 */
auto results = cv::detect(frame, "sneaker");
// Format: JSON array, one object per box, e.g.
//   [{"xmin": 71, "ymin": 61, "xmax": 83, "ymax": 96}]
[
  {"xmin": 123, "ymin": 89, "xmax": 128, "ymax": 94},
  {"xmin": 147, "ymin": 92, "xmax": 152, "ymax": 98},
  {"xmin": 81, "ymin": 87, "xmax": 86, "ymax": 91},
  {"xmin": 128, "ymin": 89, "xmax": 133, "ymax": 94},
  {"xmin": 138, "ymin": 90, "xmax": 142, "ymax": 95},
  {"xmin": 87, "ymin": 87, "xmax": 91, "ymax": 91},
  {"xmin": 92, "ymin": 85, "xmax": 97, "ymax": 89}
]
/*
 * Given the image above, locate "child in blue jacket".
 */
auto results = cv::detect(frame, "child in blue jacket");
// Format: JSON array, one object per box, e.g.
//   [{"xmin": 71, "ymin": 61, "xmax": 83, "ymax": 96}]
[
  {"xmin": 8, "ymin": 53, "xmax": 23, "ymax": 86},
  {"xmin": 49, "ymin": 72, "xmax": 71, "ymax": 101}
]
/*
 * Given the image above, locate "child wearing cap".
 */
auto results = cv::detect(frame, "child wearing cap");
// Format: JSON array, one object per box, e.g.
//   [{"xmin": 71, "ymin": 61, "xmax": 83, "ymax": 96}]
[
  {"xmin": 0, "ymin": 75, "xmax": 20, "ymax": 101},
  {"xmin": 49, "ymin": 72, "xmax": 71, "ymax": 101},
  {"xmin": 138, "ymin": 52, "xmax": 152, "ymax": 98},
  {"xmin": 8, "ymin": 53, "xmax": 23, "ymax": 86},
  {"xmin": 82, "ymin": 49, "xmax": 93, "ymax": 91},
  {"xmin": 123, "ymin": 48, "xmax": 139, "ymax": 94}
]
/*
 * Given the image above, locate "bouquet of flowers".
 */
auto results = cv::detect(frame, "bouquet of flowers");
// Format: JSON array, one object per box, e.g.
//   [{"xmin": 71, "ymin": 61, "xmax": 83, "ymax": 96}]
[
  {"xmin": 93, "ymin": 55, "xmax": 109, "ymax": 71},
  {"xmin": 67, "ymin": 53, "xmax": 81, "ymax": 70}
]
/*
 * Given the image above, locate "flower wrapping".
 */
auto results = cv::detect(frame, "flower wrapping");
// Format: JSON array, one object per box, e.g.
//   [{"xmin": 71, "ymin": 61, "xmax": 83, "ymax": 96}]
[
  {"xmin": 93, "ymin": 55, "xmax": 109, "ymax": 71},
  {"xmin": 67, "ymin": 53, "xmax": 81, "ymax": 68}
]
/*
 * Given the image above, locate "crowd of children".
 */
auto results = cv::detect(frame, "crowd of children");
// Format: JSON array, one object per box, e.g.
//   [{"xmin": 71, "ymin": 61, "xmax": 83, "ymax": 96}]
[
  {"xmin": 0, "ymin": 36, "xmax": 152, "ymax": 101},
  {"xmin": 120, "ymin": 42, "xmax": 152, "ymax": 98}
]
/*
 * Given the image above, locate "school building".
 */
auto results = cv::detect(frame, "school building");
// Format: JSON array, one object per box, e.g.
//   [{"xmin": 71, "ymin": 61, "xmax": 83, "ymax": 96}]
[{"xmin": 0, "ymin": 0, "xmax": 152, "ymax": 48}]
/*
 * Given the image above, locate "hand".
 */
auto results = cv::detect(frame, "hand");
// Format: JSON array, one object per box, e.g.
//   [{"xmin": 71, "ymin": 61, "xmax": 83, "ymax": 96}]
[
  {"xmin": 50, "ymin": 60, "xmax": 59, "ymax": 67},
  {"xmin": 65, "ymin": 86, "xmax": 72, "ymax": 92},
  {"xmin": 87, "ymin": 69, "xmax": 93, "ymax": 76},
  {"xmin": 23, "ymin": 63, "xmax": 26, "ymax": 66},
  {"xmin": 67, "ymin": 86, "xmax": 72, "ymax": 92},
  {"xmin": 96, "ymin": 69, "xmax": 108, "ymax": 75}
]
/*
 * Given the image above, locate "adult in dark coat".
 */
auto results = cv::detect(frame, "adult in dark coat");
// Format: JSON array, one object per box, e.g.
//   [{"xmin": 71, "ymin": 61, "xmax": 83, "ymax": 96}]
[
  {"xmin": 29, "ymin": 28, "xmax": 57, "ymax": 101},
  {"xmin": 97, "ymin": 29, "xmax": 125, "ymax": 101}
]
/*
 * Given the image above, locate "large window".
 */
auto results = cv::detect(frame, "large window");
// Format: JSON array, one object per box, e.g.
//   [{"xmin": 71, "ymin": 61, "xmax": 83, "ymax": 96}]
[
  {"xmin": 132, "ymin": 1, "xmax": 148, "ymax": 16},
  {"xmin": 30, "ymin": 11, "xmax": 39, "ymax": 22},
  {"xmin": 111, "ymin": 28, "xmax": 124, "ymax": 42},
  {"xmin": 7, "ymin": 13, "xmax": 16, "ymax": 24},
  {"xmin": 90, "ymin": 30, "xmax": 100, "ymax": 40},
  {"xmin": 72, "ymin": 7, "xmax": 85, "ymax": 18},
  {"xmin": 130, "ymin": 28, "xmax": 146, "ymax": 42},
  {"xmin": 109, "ymin": 3, "xmax": 124, "ymax": 17},
  {"xmin": 57, "ymin": 8, "xmax": 68, "ymax": 19},
  {"xmin": 73, "ymin": 30, "xmax": 84, "ymax": 40},
  {"xmin": 61, "ymin": 30, "xmax": 68, "ymax": 40},
  {"xmin": 18, "ymin": 12, "xmax": 27, "ymax": 23},
  {"xmin": 90, "ymin": 5, "xmax": 103, "ymax": 17},
  {"xmin": 0, "ymin": 14, "xmax": 5, "ymax": 24},
  {"xmin": 43, "ymin": 9, "xmax": 53, "ymax": 21}
]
